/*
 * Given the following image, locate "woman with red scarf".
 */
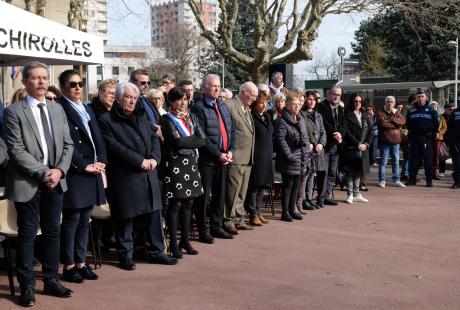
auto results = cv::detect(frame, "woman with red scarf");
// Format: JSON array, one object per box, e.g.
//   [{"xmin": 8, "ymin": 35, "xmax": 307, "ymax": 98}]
[{"xmin": 161, "ymin": 87, "xmax": 206, "ymax": 259}]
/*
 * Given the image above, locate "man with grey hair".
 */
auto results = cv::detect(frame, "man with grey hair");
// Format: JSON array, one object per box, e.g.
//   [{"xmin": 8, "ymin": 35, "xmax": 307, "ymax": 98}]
[
  {"xmin": 191, "ymin": 74, "xmax": 236, "ymax": 243},
  {"xmin": 4, "ymin": 61, "xmax": 74, "ymax": 306},
  {"xmin": 377, "ymin": 95, "xmax": 406, "ymax": 188},
  {"xmin": 224, "ymin": 82, "xmax": 257, "ymax": 232},
  {"xmin": 268, "ymin": 71, "xmax": 288, "ymax": 110},
  {"xmin": 316, "ymin": 86, "xmax": 346, "ymax": 207}
]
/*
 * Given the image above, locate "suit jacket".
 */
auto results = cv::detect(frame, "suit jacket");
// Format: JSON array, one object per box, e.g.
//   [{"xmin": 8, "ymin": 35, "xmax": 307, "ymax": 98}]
[
  {"xmin": 59, "ymin": 97, "xmax": 107, "ymax": 209},
  {"xmin": 225, "ymin": 96, "xmax": 255, "ymax": 165},
  {"xmin": 316, "ymin": 99, "xmax": 346, "ymax": 152},
  {"xmin": 3, "ymin": 98, "xmax": 74, "ymax": 202}
]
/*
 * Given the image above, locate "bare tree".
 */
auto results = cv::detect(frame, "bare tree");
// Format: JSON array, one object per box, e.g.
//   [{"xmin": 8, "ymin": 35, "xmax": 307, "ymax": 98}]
[
  {"xmin": 188, "ymin": 0, "xmax": 459, "ymax": 83},
  {"xmin": 308, "ymin": 54, "xmax": 340, "ymax": 80},
  {"xmin": 162, "ymin": 24, "xmax": 201, "ymax": 82},
  {"xmin": 68, "ymin": 0, "xmax": 83, "ymax": 29}
]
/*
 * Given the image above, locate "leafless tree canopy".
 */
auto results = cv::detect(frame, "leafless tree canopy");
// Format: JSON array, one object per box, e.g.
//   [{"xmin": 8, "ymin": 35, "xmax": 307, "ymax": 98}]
[{"xmin": 188, "ymin": 0, "xmax": 459, "ymax": 83}]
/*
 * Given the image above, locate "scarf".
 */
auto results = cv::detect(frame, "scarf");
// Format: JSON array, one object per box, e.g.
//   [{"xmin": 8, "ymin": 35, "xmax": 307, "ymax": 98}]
[
  {"xmin": 269, "ymin": 81, "xmax": 284, "ymax": 93},
  {"xmin": 166, "ymin": 109, "xmax": 197, "ymax": 155},
  {"xmin": 63, "ymin": 94, "xmax": 97, "ymax": 161}
]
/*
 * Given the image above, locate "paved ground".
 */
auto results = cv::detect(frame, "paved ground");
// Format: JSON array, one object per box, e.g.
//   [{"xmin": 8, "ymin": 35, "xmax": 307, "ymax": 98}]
[{"xmin": 1, "ymin": 170, "xmax": 459, "ymax": 309}]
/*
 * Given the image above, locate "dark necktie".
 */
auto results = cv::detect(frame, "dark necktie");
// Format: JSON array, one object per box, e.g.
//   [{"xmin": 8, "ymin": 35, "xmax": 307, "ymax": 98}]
[
  {"xmin": 38, "ymin": 103, "xmax": 55, "ymax": 166},
  {"xmin": 333, "ymin": 108, "xmax": 338, "ymax": 128}
]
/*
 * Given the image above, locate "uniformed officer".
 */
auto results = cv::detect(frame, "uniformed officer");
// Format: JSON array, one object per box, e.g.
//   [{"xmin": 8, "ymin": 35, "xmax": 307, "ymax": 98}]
[
  {"xmin": 445, "ymin": 106, "xmax": 460, "ymax": 188},
  {"xmin": 405, "ymin": 89, "xmax": 439, "ymax": 187}
]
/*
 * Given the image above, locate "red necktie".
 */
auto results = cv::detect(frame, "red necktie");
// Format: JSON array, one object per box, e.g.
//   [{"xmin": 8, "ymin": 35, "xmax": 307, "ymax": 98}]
[{"xmin": 213, "ymin": 101, "xmax": 228, "ymax": 152}]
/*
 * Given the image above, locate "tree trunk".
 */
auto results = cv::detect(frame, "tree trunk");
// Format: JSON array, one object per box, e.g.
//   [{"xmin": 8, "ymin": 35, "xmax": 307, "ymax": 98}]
[{"xmin": 247, "ymin": 63, "xmax": 269, "ymax": 85}]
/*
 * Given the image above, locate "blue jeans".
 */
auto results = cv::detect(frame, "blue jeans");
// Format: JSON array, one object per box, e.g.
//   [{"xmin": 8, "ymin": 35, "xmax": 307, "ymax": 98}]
[
  {"xmin": 369, "ymin": 135, "xmax": 379, "ymax": 164},
  {"xmin": 379, "ymin": 143, "xmax": 400, "ymax": 182},
  {"xmin": 401, "ymin": 149, "xmax": 410, "ymax": 177}
]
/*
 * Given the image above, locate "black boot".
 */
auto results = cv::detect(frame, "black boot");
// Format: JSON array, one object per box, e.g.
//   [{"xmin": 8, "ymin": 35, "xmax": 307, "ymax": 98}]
[
  {"xmin": 302, "ymin": 199, "xmax": 316, "ymax": 211},
  {"xmin": 178, "ymin": 203, "xmax": 198, "ymax": 255},
  {"xmin": 281, "ymin": 203, "xmax": 293, "ymax": 222},
  {"xmin": 168, "ymin": 201, "xmax": 183, "ymax": 259}
]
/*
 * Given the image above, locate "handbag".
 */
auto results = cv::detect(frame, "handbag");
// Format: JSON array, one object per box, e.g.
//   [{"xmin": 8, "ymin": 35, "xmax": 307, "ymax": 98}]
[{"xmin": 440, "ymin": 142, "xmax": 451, "ymax": 161}]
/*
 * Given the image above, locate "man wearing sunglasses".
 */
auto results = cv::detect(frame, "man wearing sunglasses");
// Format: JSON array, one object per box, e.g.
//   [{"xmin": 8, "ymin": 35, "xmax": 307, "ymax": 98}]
[{"xmin": 129, "ymin": 69, "xmax": 162, "ymax": 140}]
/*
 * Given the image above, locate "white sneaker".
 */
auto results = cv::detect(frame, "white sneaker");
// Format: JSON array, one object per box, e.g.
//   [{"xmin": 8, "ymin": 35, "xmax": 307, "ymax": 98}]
[
  {"xmin": 345, "ymin": 195, "xmax": 353, "ymax": 204},
  {"xmin": 353, "ymin": 194, "xmax": 369, "ymax": 203},
  {"xmin": 378, "ymin": 181, "xmax": 386, "ymax": 188},
  {"xmin": 438, "ymin": 173, "xmax": 445, "ymax": 177},
  {"xmin": 393, "ymin": 181, "xmax": 406, "ymax": 188}
]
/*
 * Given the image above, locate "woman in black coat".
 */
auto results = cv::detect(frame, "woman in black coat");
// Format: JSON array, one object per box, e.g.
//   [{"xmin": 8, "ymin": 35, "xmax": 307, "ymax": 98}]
[
  {"xmin": 301, "ymin": 91, "xmax": 327, "ymax": 210},
  {"xmin": 245, "ymin": 89, "xmax": 273, "ymax": 226},
  {"xmin": 342, "ymin": 93, "xmax": 372, "ymax": 204},
  {"xmin": 161, "ymin": 87, "xmax": 205, "ymax": 259},
  {"xmin": 98, "ymin": 81, "xmax": 177, "ymax": 270},
  {"xmin": 58, "ymin": 70, "xmax": 107, "ymax": 282},
  {"xmin": 275, "ymin": 93, "xmax": 311, "ymax": 222}
]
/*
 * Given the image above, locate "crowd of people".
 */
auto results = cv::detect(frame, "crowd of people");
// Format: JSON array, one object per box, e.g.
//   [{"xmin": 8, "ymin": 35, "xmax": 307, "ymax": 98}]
[{"xmin": 1, "ymin": 62, "xmax": 460, "ymax": 307}]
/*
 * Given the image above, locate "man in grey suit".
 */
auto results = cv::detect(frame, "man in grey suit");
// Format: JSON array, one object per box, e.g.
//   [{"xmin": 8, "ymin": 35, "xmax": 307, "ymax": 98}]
[
  {"xmin": 224, "ymin": 82, "xmax": 258, "ymax": 233},
  {"xmin": 3, "ymin": 62, "xmax": 74, "ymax": 307}
]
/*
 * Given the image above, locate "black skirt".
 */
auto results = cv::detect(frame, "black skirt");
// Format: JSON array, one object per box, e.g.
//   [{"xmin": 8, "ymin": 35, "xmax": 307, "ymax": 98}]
[{"xmin": 164, "ymin": 155, "xmax": 203, "ymax": 199}]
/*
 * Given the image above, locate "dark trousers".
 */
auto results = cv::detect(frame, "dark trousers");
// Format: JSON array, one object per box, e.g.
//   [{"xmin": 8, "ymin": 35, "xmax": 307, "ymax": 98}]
[
  {"xmin": 451, "ymin": 144, "xmax": 460, "ymax": 183},
  {"xmin": 409, "ymin": 137, "xmax": 434, "ymax": 183},
  {"xmin": 245, "ymin": 185, "xmax": 265, "ymax": 217},
  {"xmin": 168, "ymin": 198, "xmax": 194, "ymax": 248},
  {"xmin": 61, "ymin": 206, "xmax": 93, "ymax": 265},
  {"xmin": 115, "ymin": 210, "xmax": 164, "ymax": 260},
  {"xmin": 321, "ymin": 145, "xmax": 339, "ymax": 199},
  {"xmin": 15, "ymin": 187, "xmax": 63, "ymax": 287},
  {"xmin": 281, "ymin": 174, "xmax": 301, "ymax": 214},
  {"xmin": 194, "ymin": 164, "xmax": 227, "ymax": 234},
  {"xmin": 369, "ymin": 135, "xmax": 379, "ymax": 164}
]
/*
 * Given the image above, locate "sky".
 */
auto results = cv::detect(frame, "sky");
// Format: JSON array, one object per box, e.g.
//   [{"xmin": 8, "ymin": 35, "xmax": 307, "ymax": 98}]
[{"xmin": 107, "ymin": 1, "xmax": 370, "ymax": 80}]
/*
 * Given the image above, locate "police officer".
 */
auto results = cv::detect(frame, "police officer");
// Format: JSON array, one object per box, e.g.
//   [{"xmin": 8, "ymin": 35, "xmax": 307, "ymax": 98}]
[
  {"xmin": 445, "ymin": 105, "xmax": 460, "ymax": 188},
  {"xmin": 405, "ymin": 89, "xmax": 439, "ymax": 187}
]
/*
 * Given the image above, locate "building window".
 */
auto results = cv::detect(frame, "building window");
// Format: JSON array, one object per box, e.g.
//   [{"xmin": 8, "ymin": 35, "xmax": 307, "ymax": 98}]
[
  {"xmin": 97, "ymin": 66, "xmax": 102, "ymax": 75},
  {"xmin": 128, "ymin": 67, "xmax": 134, "ymax": 75},
  {"xmin": 112, "ymin": 66, "xmax": 119, "ymax": 75}
]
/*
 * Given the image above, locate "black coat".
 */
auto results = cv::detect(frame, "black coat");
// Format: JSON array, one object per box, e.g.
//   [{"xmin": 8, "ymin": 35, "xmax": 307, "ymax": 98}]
[
  {"xmin": 98, "ymin": 105, "xmax": 162, "ymax": 220},
  {"xmin": 249, "ymin": 111, "xmax": 274, "ymax": 186},
  {"xmin": 341, "ymin": 111, "xmax": 372, "ymax": 174},
  {"xmin": 160, "ymin": 112, "xmax": 206, "ymax": 158},
  {"xmin": 316, "ymin": 100, "xmax": 347, "ymax": 152},
  {"xmin": 301, "ymin": 110, "xmax": 327, "ymax": 172},
  {"xmin": 190, "ymin": 96, "xmax": 236, "ymax": 166},
  {"xmin": 275, "ymin": 109, "xmax": 310, "ymax": 176},
  {"xmin": 90, "ymin": 96, "xmax": 111, "ymax": 120},
  {"xmin": 60, "ymin": 97, "xmax": 107, "ymax": 209}
]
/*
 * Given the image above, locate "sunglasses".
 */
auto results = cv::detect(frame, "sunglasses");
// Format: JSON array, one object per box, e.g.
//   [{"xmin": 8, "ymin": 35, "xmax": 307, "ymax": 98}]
[
  {"xmin": 68, "ymin": 81, "xmax": 83, "ymax": 88},
  {"xmin": 139, "ymin": 81, "xmax": 151, "ymax": 86},
  {"xmin": 46, "ymin": 96, "xmax": 57, "ymax": 101}
]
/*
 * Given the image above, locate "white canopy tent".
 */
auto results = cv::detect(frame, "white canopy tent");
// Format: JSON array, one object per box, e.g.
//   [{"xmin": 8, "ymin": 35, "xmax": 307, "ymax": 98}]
[{"xmin": 0, "ymin": 1, "xmax": 104, "ymax": 102}]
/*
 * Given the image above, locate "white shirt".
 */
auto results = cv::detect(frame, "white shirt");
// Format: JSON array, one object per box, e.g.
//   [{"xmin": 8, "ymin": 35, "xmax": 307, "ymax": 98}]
[{"xmin": 26, "ymin": 95, "xmax": 53, "ymax": 165}]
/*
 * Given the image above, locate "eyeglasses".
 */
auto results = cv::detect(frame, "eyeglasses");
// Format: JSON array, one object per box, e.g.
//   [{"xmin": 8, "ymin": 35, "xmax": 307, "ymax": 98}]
[
  {"xmin": 46, "ymin": 96, "xmax": 57, "ymax": 101},
  {"xmin": 68, "ymin": 81, "xmax": 83, "ymax": 88},
  {"xmin": 139, "ymin": 81, "xmax": 151, "ymax": 86},
  {"xmin": 150, "ymin": 97, "xmax": 163, "ymax": 101},
  {"xmin": 162, "ymin": 80, "xmax": 172, "ymax": 85}
]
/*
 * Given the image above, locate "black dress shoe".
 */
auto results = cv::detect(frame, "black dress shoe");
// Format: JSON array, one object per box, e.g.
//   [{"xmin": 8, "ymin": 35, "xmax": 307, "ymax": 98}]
[
  {"xmin": 77, "ymin": 265, "xmax": 98, "ymax": 280},
  {"xmin": 323, "ymin": 198, "xmax": 338, "ymax": 206},
  {"xmin": 19, "ymin": 286, "xmax": 35, "ymax": 307},
  {"xmin": 148, "ymin": 254, "xmax": 178, "ymax": 265},
  {"xmin": 302, "ymin": 200, "xmax": 316, "ymax": 211},
  {"xmin": 451, "ymin": 183, "xmax": 460, "ymax": 189},
  {"xmin": 289, "ymin": 212, "xmax": 303, "ymax": 220},
  {"xmin": 43, "ymin": 279, "xmax": 74, "ymax": 298},
  {"xmin": 119, "ymin": 258, "xmax": 136, "ymax": 270},
  {"xmin": 198, "ymin": 233, "xmax": 215, "ymax": 244},
  {"xmin": 433, "ymin": 175, "xmax": 441, "ymax": 180},
  {"xmin": 281, "ymin": 212, "xmax": 293, "ymax": 222},
  {"xmin": 360, "ymin": 186, "xmax": 368, "ymax": 192},
  {"xmin": 169, "ymin": 244, "xmax": 183, "ymax": 259},
  {"xmin": 316, "ymin": 199, "xmax": 324, "ymax": 208},
  {"xmin": 210, "ymin": 228, "xmax": 234, "ymax": 239},
  {"xmin": 405, "ymin": 180, "xmax": 416, "ymax": 186},
  {"xmin": 426, "ymin": 182, "xmax": 433, "ymax": 187},
  {"xmin": 63, "ymin": 266, "xmax": 84, "ymax": 283},
  {"xmin": 179, "ymin": 241, "xmax": 199, "ymax": 255}
]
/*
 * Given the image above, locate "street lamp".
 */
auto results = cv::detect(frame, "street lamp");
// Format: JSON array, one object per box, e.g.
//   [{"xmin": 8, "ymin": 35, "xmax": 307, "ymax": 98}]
[{"xmin": 447, "ymin": 37, "xmax": 458, "ymax": 108}]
